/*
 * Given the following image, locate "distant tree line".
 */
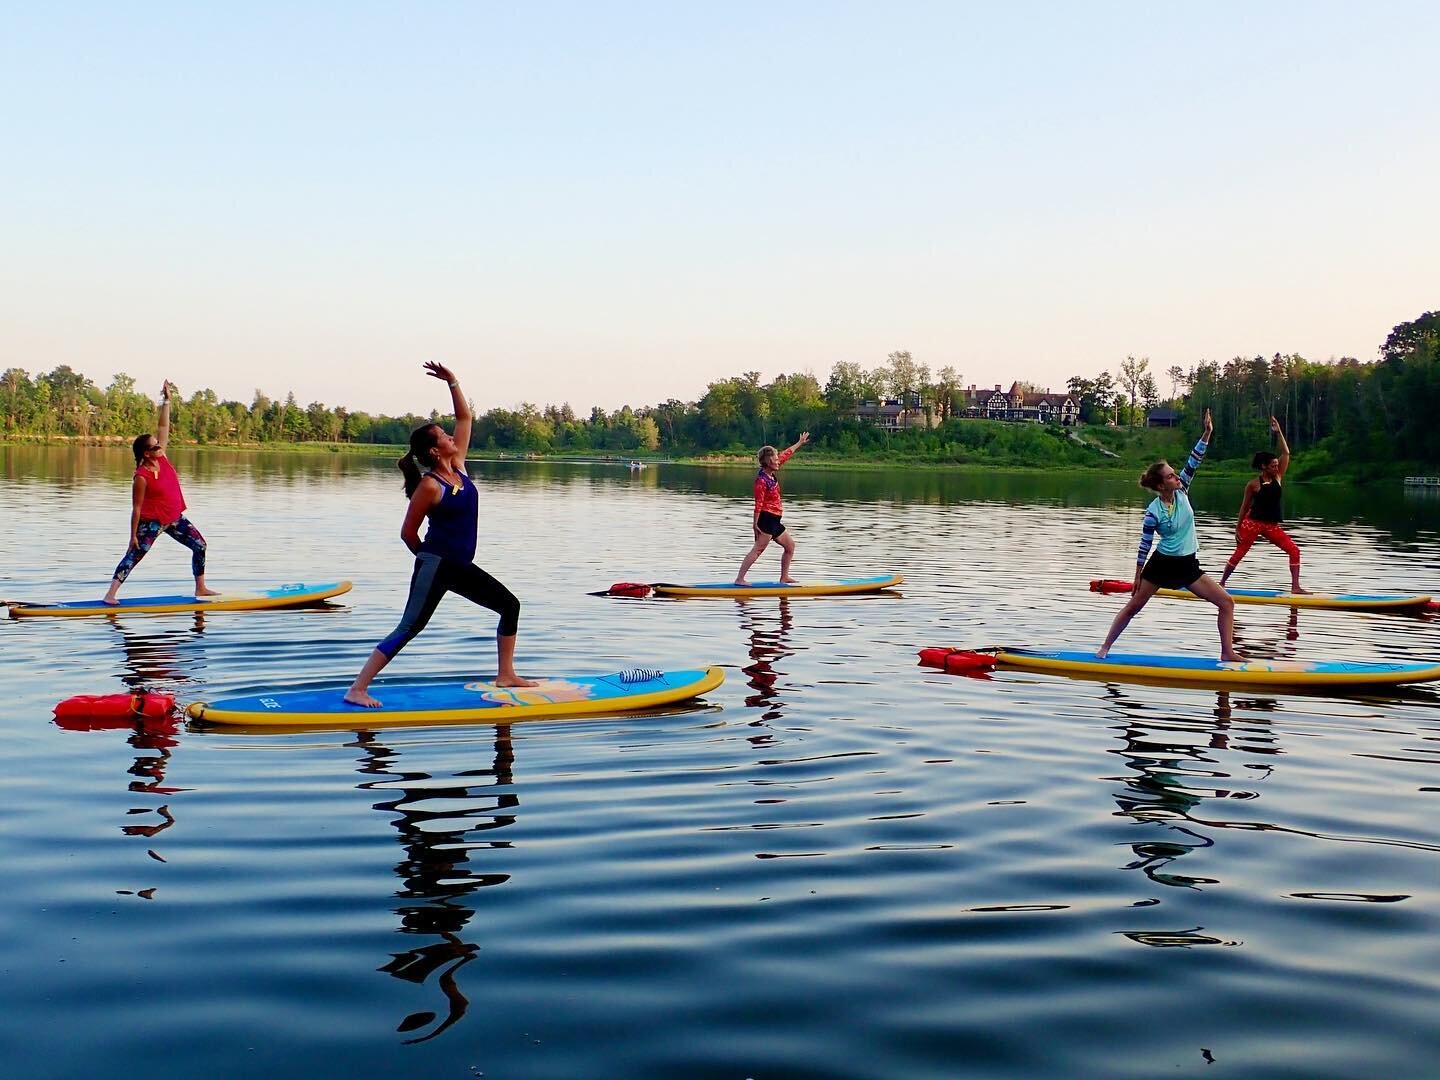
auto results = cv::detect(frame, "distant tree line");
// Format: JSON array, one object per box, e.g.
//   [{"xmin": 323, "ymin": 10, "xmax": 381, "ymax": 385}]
[{"xmin": 2, "ymin": 312, "xmax": 1436, "ymax": 466}]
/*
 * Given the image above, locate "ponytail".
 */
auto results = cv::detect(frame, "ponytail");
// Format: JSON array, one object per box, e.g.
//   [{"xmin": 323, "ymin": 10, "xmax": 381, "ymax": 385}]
[
  {"xmin": 399, "ymin": 423, "xmax": 444, "ymax": 498},
  {"xmin": 131, "ymin": 433, "xmax": 152, "ymax": 466}
]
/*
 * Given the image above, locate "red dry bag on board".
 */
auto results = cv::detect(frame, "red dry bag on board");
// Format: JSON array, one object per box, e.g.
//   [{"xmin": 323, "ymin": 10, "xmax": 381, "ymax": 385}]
[
  {"xmin": 54, "ymin": 692, "xmax": 176, "ymax": 721},
  {"xmin": 918, "ymin": 648, "xmax": 997, "ymax": 673},
  {"xmin": 607, "ymin": 582, "xmax": 654, "ymax": 598},
  {"xmin": 1089, "ymin": 579, "xmax": 1134, "ymax": 594}
]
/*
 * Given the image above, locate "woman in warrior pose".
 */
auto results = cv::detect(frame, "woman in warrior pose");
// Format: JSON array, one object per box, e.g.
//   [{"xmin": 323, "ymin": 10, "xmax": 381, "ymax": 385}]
[
  {"xmin": 1218, "ymin": 416, "xmax": 1309, "ymax": 594},
  {"xmin": 1097, "ymin": 408, "xmax": 1242, "ymax": 661},
  {"xmin": 734, "ymin": 432, "xmax": 810, "ymax": 586},
  {"xmin": 345, "ymin": 363, "xmax": 535, "ymax": 707},
  {"xmin": 103, "ymin": 381, "xmax": 218, "ymax": 605}
]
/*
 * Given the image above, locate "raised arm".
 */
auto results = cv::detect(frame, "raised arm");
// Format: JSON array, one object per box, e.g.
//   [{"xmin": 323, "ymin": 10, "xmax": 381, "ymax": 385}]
[
  {"xmin": 423, "ymin": 362, "xmax": 470, "ymax": 468},
  {"xmin": 1270, "ymin": 416, "xmax": 1291, "ymax": 478},
  {"xmin": 1177, "ymin": 408, "xmax": 1213, "ymax": 491},
  {"xmin": 155, "ymin": 381, "xmax": 173, "ymax": 451}
]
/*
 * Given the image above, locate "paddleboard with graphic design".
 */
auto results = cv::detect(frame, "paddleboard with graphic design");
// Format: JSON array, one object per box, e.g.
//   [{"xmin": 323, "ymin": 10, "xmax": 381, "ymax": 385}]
[
  {"xmin": 186, "ymin": 666, "xmax": 725, "ymax": 726},
  {"xmin": 6, "ymin": 581, "xmax": 353, "ymax": 618}
]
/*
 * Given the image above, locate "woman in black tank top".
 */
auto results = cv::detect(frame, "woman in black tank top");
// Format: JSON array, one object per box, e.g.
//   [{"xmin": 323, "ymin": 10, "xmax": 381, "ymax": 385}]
[{"xmin": 1220, "ymin": 416, "xmax": 1309, "ymax": 593}]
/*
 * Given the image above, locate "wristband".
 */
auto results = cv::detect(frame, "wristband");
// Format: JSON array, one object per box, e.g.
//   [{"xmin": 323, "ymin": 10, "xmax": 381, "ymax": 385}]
[{"xmin": 448, "ymin": 381, "xmax": 458, "ymax": 387}]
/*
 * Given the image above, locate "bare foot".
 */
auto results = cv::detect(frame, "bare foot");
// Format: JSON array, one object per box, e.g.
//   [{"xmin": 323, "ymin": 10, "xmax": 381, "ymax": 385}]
[
  {"xmin": 780, "ymin": 577, "xmax": 799, "ymax": 584},
  {"xmin": 102, "ymin": 597, "xmax": 121, "ymax": 607},
  {"xmin": 1290, "ymin": 586, "xmax": 1313, "ymax": 595},
  {"xmin": 196, "ymin": 587, "xmax": 222, "ymax": 597},
  {"xmin": 734, "ymin": 579, "xmax": 750, "ymax": 587},
  {"xmin": 1095, "ymin": 648, "xmax": 1109, "ymax": 659},
  {"xmin": 494, "ymin": 674, "xmax": 539, "ymax": 688},
  {"xmin": 344, "ymin": 689, "xmax": 383, "ymax": 708},
  {"xmin": 1221, "ymin": 651, "xmax": 1246, "ymax": 663}
]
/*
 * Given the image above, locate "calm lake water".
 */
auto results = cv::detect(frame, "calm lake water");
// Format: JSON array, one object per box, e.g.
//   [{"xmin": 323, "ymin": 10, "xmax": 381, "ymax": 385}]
[{"xmin": 3, "ymin": 445, "xmax": 1439, "ymax": 1078}]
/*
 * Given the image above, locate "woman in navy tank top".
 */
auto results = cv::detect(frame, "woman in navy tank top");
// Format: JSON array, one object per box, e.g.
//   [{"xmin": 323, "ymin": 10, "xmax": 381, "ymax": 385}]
[{"xmin": 345, "ymin": 363, "xmax": 536, "ymax": 708}]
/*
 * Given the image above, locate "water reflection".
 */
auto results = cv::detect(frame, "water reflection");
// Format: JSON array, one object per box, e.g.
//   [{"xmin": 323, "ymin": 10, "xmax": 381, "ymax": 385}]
[
  {"xmin": 106, "ymin": 613, "xmax": 207, "ymax": 690},
  {"xmin": 1101, "ymin": 687, "xmax": 1278, "ymax": 893},
  {"xmin": 738, "ymin": 598, "xmax": 796, "ymax": 726},
  {"xmin": 53, "ymin": 616, "xmax": 199, "ymax": 898},
  {"xmin": 352, "ymin": 726, "xmax": 517, "ymax": 1044}
]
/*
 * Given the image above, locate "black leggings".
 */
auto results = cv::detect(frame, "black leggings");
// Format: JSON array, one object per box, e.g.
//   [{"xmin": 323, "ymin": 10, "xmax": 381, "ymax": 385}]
[{"xmin": 376, "ymin": 553, "xmax": 520, "ymax": 659}]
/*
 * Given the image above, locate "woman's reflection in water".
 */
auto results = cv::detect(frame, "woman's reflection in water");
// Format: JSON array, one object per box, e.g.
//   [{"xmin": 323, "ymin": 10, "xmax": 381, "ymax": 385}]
[
  {"xmin": 85, "ymin": 615, "xmax": 203, "ymax": 897},
  {"xmin": 738, "ymin": 597, "xmax": 796, "ymax": 733},
  {"xmin": 1100, "ymin": 685, "xmax": 1280, "ymax": 892},
  {"xmin": 352, "ymin": 724, "xmax": 518, "ymax": 1044}
]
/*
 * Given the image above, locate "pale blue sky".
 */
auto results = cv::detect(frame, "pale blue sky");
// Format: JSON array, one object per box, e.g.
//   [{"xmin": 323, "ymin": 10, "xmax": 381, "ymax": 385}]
[{"xmin": 3, "ymin": 2, "xmax": 1436, "ymax": 414}]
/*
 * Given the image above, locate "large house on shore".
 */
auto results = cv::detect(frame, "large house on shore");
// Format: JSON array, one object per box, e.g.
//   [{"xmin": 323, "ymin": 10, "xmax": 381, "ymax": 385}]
[
  {"xmin": 853, "ymin": 383, "xmax": 1081, "ymax": 429},
  {"xmin": 957, "ymin": 383, "xmax": 1080, "ymax": 426}
]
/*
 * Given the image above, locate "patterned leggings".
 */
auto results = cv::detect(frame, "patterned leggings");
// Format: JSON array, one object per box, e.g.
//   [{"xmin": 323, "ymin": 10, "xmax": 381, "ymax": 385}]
[
  {"xmin": 112, "ymin": 517, "xmax": 208, "ymax": 583},
  {"xmin": 1225, "ymin": 518, "xmax": 1300, "ymax": 570}
]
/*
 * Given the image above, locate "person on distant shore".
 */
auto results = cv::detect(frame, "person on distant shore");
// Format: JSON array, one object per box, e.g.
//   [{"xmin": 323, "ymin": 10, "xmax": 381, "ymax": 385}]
[
  {"xmin": 103, "ymin": 381, "xmax": 218, "ymax": 606},
  {"xmin": 1097, "ymin": 408, "xmax": 1242, "ymax": 661},
  {"xmin": 345, "ymin": 362, "xmax": 535, "ymax": 708},
  {"xmin": 735, "ymin": 432, "xmax": 810, "ymax": 586},
  {"xmin": 1218, "ymin": 416, "xmax": 1309, "ymax": 594}
]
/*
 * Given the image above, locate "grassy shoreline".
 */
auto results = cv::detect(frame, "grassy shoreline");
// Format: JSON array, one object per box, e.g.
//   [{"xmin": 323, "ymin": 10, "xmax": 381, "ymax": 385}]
[{"xmin": 0, "ymin": 434, "xmax": 1383, "ymax": 482}]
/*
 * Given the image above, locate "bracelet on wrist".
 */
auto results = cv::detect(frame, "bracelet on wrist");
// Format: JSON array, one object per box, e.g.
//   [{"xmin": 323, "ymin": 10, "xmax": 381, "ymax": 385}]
[{"xmin": 448, "ymin": 381, "xmax": 458, "ymax": 388}]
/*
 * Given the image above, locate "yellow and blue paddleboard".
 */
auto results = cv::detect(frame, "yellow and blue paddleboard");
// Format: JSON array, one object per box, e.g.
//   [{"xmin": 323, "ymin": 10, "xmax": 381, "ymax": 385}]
[
  {"xmin": 1157, "ymin": 586, "xmax": 1429, "ymax": 611},
  {"xmin": 6, "ymin": 581, "xmax": 353, "ymax": 618},
  {"xmin": 653, "ymin": 574, "xmax": 903, "ymax": 599},
  {"xmin": 187, "ymin": 666, "xmax": 725, "ymax": 727},
  {"xmin": 993, "ymin": 648, "xmax": 1440, "ymax": 688}
]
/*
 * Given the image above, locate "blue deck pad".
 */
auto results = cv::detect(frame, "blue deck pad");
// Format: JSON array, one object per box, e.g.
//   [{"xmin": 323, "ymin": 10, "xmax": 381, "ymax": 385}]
[
  {"xmin": 200, "ymin": 668, "xmax": 716, "ymax": 718},
  {"xmin": 16, "ymin": 582, "xmax": 347, "ymax": 612}
]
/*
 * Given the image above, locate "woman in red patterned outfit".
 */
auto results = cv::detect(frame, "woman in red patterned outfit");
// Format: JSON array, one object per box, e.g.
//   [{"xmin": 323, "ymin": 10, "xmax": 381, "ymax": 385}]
[
  {"xmin": 102, "ymin": 381, "xmax": 220, "ymax": 605},
  {"xmin": 1219, "ymin": 416, "xmax": 1310, "ymax": 594},
  {"xmin": 734, "ymin": 432, "xmax": 809, "ymax": 586}
]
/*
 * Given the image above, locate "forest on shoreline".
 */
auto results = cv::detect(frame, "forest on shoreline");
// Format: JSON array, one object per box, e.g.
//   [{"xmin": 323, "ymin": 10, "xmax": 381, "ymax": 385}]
[{"xmin": 3, "ymin": 312, "xmax": 1435, "ymax": 478}]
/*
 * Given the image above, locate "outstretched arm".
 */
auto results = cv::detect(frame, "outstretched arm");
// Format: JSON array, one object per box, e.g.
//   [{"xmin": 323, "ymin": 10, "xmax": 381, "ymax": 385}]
[
  {"xmin": 786, "ymin": 431, "xmax": 810, "ymax": 457},
  {"xmin": 1270, "ymin": 416, "xmax": 1291, "ymax": 479},
  {"xmin": 1178, "ymin": 408, "xmax": 1213, "ymax": 491},
  {"xmin": 424, "ymin": 362, "xmax": 470, "ymax": 468},
  {"xmin": 155, "ymin": 381, "xmax": 173, "ymax": 451}
]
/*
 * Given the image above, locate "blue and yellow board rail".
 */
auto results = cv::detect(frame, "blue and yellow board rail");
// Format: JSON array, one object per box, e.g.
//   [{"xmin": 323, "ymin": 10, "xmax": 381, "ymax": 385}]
[
  {"xmin": 1089, "ymin": 578, "xmax": 1430, "ymax": 611},
  {"xmin": 6, "ymin": 581, "xmax": 353, "ymax": 618},
  {"xmin": 187, "ymin": 666, "xmax": 725, "ymax": 727},
  {"xmin": 993, "ymin": 648, "xmax": 1440, "ymax": 688},
  {"xmin": 1157, "ymin": 586, "xmax": 1430, "ymax": 611},
  {"xmin": 652, "ymin": 574, "xmax": 903, "ymax": 599}
]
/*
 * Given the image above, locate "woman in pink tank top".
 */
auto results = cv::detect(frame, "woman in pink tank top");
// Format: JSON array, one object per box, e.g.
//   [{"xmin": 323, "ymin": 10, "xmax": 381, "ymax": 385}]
[{"xmin": 102, "ymin": 381, "xmax": 220, "ymax": 605}]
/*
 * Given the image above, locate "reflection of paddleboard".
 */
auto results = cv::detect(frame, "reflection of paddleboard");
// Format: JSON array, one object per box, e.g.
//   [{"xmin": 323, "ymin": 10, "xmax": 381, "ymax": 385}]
[
  {"xmin": 7, "ymin": 581, "xmax": 353, "ymax": 618},
  {"xmin": 992, "ymin": 648, "xmax": 1440, "ymax": 688},
  {"xmin": 1158, "ymin": 587, "xmax": 1430, "ymax": 611},
  {"xmin": 652, "ymin": 574, "xmax": 903, "ymax": 599},
  {"xmin": 187, "ymin": 666, "xmax": 725, "ymax": 726}
]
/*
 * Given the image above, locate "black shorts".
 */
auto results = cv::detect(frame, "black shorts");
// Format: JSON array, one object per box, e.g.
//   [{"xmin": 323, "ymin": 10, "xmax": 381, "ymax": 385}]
[
  {"xmin": 1141, "ymin": 552, "xmax": 1204, "ymax": 590},
  {"xmin": 756, "ymin": 511, "xmax": 786, "ymax": 538}
]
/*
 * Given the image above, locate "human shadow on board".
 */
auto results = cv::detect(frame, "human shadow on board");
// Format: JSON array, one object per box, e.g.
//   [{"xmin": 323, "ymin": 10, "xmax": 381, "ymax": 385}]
[{"xmin": 350, "ymin": 725, "xmax": 518, "ymax": 1045}]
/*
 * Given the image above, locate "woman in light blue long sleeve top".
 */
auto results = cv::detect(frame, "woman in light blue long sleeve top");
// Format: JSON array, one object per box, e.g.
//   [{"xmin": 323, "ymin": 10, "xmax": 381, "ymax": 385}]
[{"xmin": 1097, "ymin": 409, "xmax": 1241, "ymax": 661}]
